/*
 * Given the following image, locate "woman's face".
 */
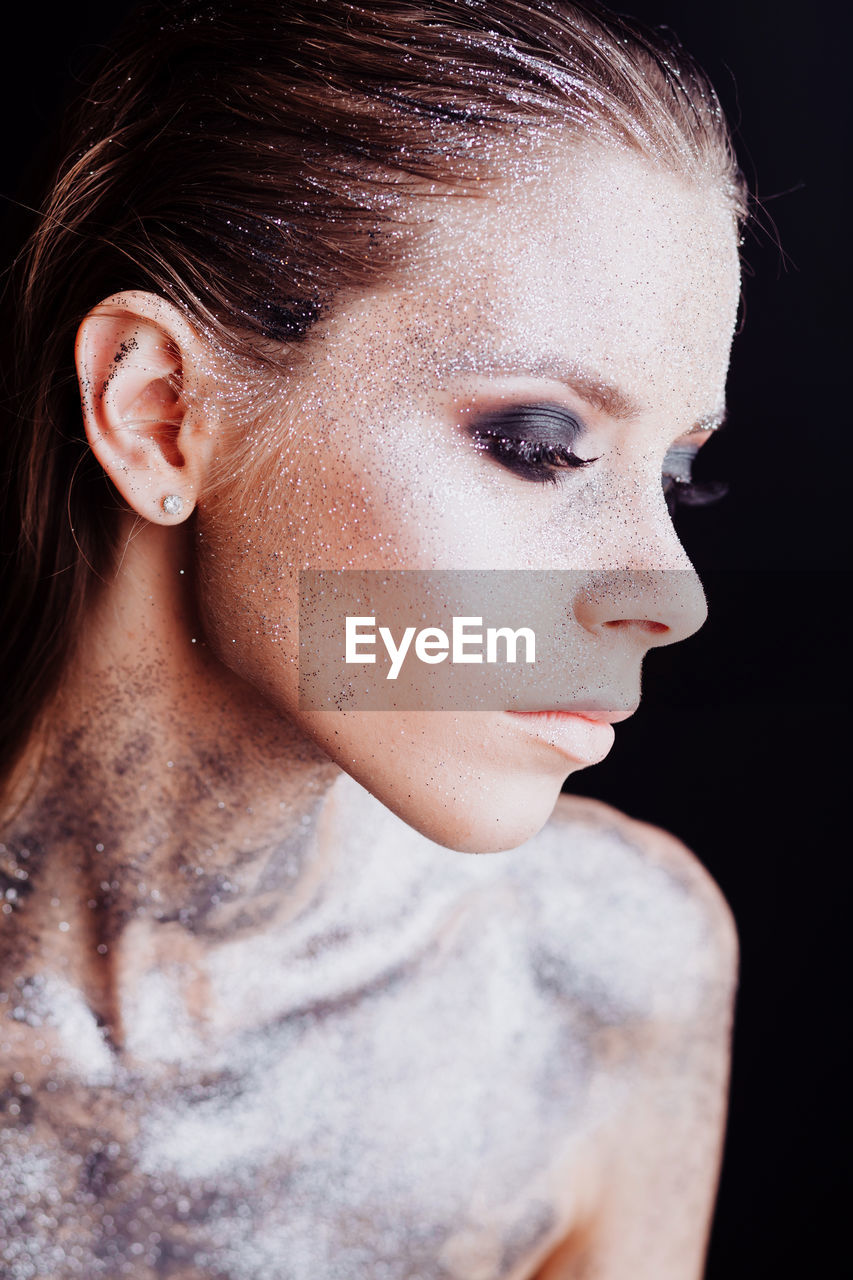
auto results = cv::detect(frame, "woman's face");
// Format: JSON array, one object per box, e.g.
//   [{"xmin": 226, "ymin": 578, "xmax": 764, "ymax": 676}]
[{"xmin": 196, "ymin": 137, "xmax": 741, "ymax": 852}]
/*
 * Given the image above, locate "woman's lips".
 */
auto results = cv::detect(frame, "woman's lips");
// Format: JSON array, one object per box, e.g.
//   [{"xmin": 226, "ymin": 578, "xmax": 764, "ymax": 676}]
[{"xmin": 504, "ymin": 704, "xmax": 636, "ymax": 766}]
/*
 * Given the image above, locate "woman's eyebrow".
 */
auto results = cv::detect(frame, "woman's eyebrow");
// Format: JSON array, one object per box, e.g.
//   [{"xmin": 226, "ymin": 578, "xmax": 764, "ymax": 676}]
[
  {"xmin": 686, "ymin": 410, "xmax": 728, "ymax": 434},
  {"xmin": 450, "ymin": 350, "xmax": 727, "ymax": 432},
  {"xmin": 448, "ymin": 350, "xmax": 642, "ymax": 418}
]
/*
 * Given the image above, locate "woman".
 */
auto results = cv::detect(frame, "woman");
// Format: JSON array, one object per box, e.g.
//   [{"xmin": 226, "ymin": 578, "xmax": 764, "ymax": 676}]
[{"xmin": 0, "ymin": 2, "xmax": 746, "ymax": 1276}]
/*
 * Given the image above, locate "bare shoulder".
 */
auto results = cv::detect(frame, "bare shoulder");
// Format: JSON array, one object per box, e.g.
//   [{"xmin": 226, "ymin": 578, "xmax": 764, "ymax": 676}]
[
  {"xmin": 520, "ymin": 799, "xmax": 738, "ymax": 1280},
  {"xmin": 552, "ymin": 792, "xmax": 736, "ymax": 953},
  {"xmin": 509, "ymin": 792, "xmax": 738, "ymax": 1028}
]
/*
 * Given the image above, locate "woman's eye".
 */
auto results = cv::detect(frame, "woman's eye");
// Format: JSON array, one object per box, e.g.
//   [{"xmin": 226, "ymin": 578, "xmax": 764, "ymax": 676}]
[
  {"xmin": 661, "ymin": 442, "xmax": 728, "ymax": 514},
  {"xmin": 467, "ymin": 404, "xmax": 597, "ymax": 485}
]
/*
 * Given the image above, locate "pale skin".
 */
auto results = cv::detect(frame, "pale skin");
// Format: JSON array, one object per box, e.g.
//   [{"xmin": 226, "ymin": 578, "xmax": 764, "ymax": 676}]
[{"xmin": 1, "ymin": 139, "xmax": 740, "ymax": 1278}]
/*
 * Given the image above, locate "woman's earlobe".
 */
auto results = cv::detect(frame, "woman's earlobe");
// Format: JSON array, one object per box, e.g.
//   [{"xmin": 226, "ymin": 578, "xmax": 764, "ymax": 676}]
[{"xmin": 74, "ymin": 291, "xmax": 209, "ymax": 523}]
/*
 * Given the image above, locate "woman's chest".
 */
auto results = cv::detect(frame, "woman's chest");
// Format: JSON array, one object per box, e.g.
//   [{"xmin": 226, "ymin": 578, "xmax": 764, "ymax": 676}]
[
  {"xmin": 2, "ymin": 913, "xmax": 607, "ymax": 1280},
  {"xmin": 4, "ymin": 813, "xmax": 699, "ymax": 1280}
]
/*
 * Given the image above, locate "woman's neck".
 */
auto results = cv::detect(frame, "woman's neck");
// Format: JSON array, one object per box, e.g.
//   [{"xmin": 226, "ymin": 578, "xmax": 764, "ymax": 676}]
[
  {"xmin": 1, "ymin": 529, "xmax": 342, "ymax": 1040},
  {"xmin": 9, "ymin": 663, "xmax": 339, "ymax": 919}
]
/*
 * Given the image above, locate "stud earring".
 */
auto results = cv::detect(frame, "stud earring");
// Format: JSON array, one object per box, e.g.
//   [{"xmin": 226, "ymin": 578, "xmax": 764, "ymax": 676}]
[{"xmin": 162, "ymin": 494, "xmax": 185, "ymax": 516}]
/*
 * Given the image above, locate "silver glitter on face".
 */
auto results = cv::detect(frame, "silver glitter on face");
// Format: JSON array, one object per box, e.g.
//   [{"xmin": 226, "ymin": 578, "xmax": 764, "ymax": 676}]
[
  {"xmin": 2, "ymin": 133, "xmax": 740, "ymax": 1279},
  {"xmin": 196, "ymin": 135, "xmax": 740, "ymax": 852}
]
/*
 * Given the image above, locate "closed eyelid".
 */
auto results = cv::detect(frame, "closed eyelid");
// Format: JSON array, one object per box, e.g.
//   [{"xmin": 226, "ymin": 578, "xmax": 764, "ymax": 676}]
[
  {"xmin": 465, "ymin": 402, "xmax": 589, "ymax": 437},
  {"xmin": 450, "ymin": 373, "xmax": 597, "ymax": 429},
  {"xmin": 461, "ymin": 401, "xmax": 600, "ymax": 486},
  {"xmin": 662, "ymin": 441, "xmax": 702, "ymax": 481},
  {"xmin": 452, "ymin": 370, "xmax": 727, "ymax": 445},
  {"xmin": 665, "ymin": 411, "xmax": 726, "ymax": 458}
]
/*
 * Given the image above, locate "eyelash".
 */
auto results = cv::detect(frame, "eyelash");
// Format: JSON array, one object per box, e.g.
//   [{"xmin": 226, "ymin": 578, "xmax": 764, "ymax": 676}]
[
  {"xmin": 660, "ymin": 444, "xmax": 729, "ymax": 515},
  {"xmin": 470, "ymin": 404, "xmax": 728, "ymax": 511},
  {"xmin": 468, "ymin": 404, "xmax": 596, "ymax": 485}
]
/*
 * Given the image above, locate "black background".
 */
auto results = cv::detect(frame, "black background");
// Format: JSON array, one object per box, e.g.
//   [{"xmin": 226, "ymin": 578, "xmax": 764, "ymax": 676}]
[{"xmin": 2, "ymin": 3, "xmax": 849, "ymax": 1277}]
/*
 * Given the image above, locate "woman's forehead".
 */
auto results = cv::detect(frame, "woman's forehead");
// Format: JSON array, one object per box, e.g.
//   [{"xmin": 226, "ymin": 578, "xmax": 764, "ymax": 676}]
[{"xmin": 309, "ymin": 139, "xmax": 741, "ymax": 426}]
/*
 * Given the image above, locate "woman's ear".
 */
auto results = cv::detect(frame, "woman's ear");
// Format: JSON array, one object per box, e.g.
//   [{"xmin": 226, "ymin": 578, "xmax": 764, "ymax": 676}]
[{"xmin": 75, "ymin": 291, "xmax": 213, "ymax": 523}]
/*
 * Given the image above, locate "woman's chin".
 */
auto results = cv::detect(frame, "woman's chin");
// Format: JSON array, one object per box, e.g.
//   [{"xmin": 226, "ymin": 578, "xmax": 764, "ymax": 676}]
[
  {"xmin": 299, "ymin": 708, "xmax": 575, "ymax": 854},
  {"xmin": 380, "ymin": 773, "xmax": 566, "ymax": 855}
]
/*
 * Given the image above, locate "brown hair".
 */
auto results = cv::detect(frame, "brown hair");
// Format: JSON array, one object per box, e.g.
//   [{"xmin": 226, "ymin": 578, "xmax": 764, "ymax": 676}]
[{"xmin": 0, "ymin": 0, "xmax": 746, "ymax": 792}]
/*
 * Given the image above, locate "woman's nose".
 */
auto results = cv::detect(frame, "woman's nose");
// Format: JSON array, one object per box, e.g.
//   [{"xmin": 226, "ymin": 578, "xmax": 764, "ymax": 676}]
[
  {"xmin": 563, "ymin": 465, "xmax": 710, "ymax": 648},
  {"xmin": 571, "ymin": 565, "xmax": 708, "ymax": 649}
]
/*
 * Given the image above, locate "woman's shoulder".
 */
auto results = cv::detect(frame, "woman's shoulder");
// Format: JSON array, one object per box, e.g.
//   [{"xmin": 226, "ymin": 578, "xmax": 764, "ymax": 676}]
[
  {"xmin": 508, "ymin": 792, "xmax": 738, "ymax": 1027},
  {"xmin": 548, "ymin": 792, "xmax": 736, "ymax": 937}
]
